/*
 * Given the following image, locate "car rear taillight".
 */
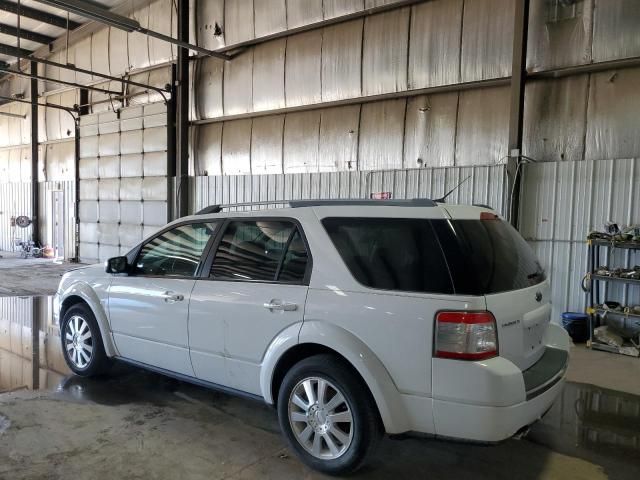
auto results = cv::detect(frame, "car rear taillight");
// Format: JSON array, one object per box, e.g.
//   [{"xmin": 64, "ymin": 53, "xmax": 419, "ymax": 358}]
[{"xmin": 435, "ymin": 311, "xmax": 498, "ymax": 361}]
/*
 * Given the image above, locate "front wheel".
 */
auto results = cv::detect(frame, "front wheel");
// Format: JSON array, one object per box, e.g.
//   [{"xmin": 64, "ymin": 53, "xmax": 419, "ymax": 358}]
[
  {"xmin": 61, "ymin": 304, "xmax": 110, "ymax": 377},
  {"xmin": 277, "ymin": 354, "xmax": 383, "ymax": 475}
]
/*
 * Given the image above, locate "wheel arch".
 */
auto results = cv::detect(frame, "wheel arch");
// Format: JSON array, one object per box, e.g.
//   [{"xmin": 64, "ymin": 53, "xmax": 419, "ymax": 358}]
[
  {"xmin": 262, "ymin": 321, "xmax": 411, "ymax": 434},
  {"xmin": 58, "ymin": 285, "xmax": 118, "ymax": 357}
]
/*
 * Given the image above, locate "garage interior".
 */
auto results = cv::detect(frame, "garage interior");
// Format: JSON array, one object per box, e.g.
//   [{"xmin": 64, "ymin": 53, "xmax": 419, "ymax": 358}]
[{"xmin": 0, "ymin": 0, "xmax": 639, "ymax": 478}]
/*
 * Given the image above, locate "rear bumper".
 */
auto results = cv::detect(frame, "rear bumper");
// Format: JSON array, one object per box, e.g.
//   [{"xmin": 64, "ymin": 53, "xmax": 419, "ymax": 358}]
[{"xmin": 430, "ymin": 323, "xmax": 570, "ymax": 442}]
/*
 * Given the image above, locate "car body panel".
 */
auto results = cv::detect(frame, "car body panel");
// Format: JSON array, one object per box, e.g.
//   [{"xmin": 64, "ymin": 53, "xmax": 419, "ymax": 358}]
[
  {"xmin": 108, "ymin": 277, "xmax": 197, "ymax": 376},
  {"xmin": 189, "ymin": 279, "xmax": 308, "ymax": 395}
]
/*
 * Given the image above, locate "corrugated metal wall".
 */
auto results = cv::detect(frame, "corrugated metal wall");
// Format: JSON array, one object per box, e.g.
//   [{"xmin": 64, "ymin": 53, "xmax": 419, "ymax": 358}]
[
  {"xmin": 193, "ymin": 164, "xmax": 507, "ymax": 214},
  {"xmin": 521, "ymin": 158, "xmax": 640, "ymax": 321}
]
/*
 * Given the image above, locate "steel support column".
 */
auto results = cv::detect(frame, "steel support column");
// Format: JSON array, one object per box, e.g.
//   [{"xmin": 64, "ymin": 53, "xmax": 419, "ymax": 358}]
[
  {"xmin": 75, "ymin": 89, "xmax": 88, "ymax": 262},
  {"xmin": 30, "ymin": 61, "xmax": 40, "ymax": 246},
  {"xmin": 506, "ymin": 0, "xmax": 529, "ymax": 228},
  {"xmin": 175, "ymin": 0, "xmax": 189, "ymax": 218},
  {"xmin": 167, "ymin": 64, "xmax": 177, "ymax": 221}
]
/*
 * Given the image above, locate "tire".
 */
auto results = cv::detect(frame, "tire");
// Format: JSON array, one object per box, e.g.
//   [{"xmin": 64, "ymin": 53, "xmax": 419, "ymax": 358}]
[
  {"xmin": 60, "ymin": 303, "xmax": 111, "ymax": 377},
  {"xmin": 277, "ymin": 354, "xmax": 383, "ymax": 475}
]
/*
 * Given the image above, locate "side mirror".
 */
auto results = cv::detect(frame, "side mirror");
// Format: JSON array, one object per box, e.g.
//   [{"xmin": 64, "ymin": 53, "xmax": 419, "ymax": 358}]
[{"xmin": 105, "ymin": 256, "xmax": 129, "ymax": 274}]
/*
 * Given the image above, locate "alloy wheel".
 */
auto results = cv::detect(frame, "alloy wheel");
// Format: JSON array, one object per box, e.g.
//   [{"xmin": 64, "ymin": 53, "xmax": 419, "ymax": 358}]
[
  {"xmin": 288, "ymin": 377, "xmax": 354, "ymax": 460},
  {"xmin": 64, "ymin": 315, "xmax": 93, "ymax": 369}
]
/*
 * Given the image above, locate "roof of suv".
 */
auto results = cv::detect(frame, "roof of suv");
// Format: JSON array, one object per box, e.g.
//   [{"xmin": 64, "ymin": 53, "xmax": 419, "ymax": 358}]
[{"xmin": 177, "ymin": 200, "xmax": 498, "ymax": 223}]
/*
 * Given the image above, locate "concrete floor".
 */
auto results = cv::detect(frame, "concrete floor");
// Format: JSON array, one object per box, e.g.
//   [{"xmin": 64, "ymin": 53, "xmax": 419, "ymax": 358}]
[
  {"xmin": 0, "ymin": 292, "xmax": 639, "ymax": 478},
  {"xmin": 0, "ymin": 252, "xmax": 83, "ymax": 296}
]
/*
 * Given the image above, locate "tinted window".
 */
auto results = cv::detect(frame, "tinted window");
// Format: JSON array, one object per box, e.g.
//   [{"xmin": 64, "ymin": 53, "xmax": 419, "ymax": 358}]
[
  {"xmin": 322, "ymin": 218, "xmax": 453, "ymax": 294},
  {"xmin": 135, "ymin": 222, "xmax": 217, "ymax": 277},
  {"xmin": 278, "ymin": 230, "xmax": 308, "ymax": 283},
  {"xmin": 211, "ymin": 220, "xmax": 308, "ymax": 283},
  {"xmin": 432, "ymin": 218, "xmax": 546, "ymax": 295}
]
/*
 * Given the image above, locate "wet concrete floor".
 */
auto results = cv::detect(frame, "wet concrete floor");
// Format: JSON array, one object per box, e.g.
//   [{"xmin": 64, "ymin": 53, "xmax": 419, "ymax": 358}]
[{"xmin": 1, "ymin": 296, "xmax": 639, "ymax": 479}]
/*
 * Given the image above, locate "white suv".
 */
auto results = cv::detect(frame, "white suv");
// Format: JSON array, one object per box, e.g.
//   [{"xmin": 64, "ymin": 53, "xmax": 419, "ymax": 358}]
[{"xmin": 54, "ymin": 199, "xmax": 570, "ymax": 475}]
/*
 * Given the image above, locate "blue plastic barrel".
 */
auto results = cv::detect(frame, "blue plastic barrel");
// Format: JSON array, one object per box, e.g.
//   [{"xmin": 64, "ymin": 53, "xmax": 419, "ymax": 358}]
[{"xmin": 561, "ymin": 312, "xmax": 588, "ymax": 343}]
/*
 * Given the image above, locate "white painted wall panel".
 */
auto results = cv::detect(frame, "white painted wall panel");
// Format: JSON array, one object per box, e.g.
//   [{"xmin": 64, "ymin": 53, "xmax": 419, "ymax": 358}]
[
  {"xmin": 225, "ymin": 0, "xmax": 254, "ymax": 45},
  {"xmin": 196, "ymin": 57, "xmax": 224, "ymax": 119},
  {"xmin": 455, "ymin": 86, "xmax": 509, "ymax": 165},
  {"xmin": 319, "ymin": 106, "xmax": 360, "ymax": 172},
  {"xmin": 254, "ymin": 0, "xmax": 286, "ymax": 37},
  {"xmin": 288, "ymin": 0, "xmax": 323, "ymax": 28},
  {"xmin": 283, "ymin": 111, "xmax": 320, "ymax": 173},
  {"xmin": 222, "ymin": 119, "xmax": 252, "ymax": 175},
  {"xmin": 404, "ymin": 93, "xmax": 458, "ymax": 168},
  {"xmin": 460, "ymin": 0, "xmax": 513, "ymax": 82},
  {"xmin": 285, "ymin": 30, "xmax": 322, "ymax": 107},
  {"xmin": 251, "ymin": 116, "xmax": 284, "ymax": 174},
  {"xmin": 409, "ymin": 0, "xmax": 463, "ymax": 89},
  {"xmin": 223, "ymin": 50, "xmax": 254, "ymax": 115},
  {"xmin": 321, "ymin": 20, "xmax": 363, "ymax": 101},
  {"xmin": 359, "ymin": 99, "xmax": 406, "ymax": 171},
  {"xmin": 362, "ymin": 8, "xmax": 409, "ymax": 96},
  {"xmin": 253, "ymin": 40, "xmax": 286, "ymax": 111},
  {"xmin": 585, "ymin": 68, "xmax": 640, "ymax": 161},
  {"xmin": 197, "ymin": 0, "xmax": 225, "ymax": 50},
  {"xmin": 195, "ymin": 123, "xmax": 223, "ymax": 176}
]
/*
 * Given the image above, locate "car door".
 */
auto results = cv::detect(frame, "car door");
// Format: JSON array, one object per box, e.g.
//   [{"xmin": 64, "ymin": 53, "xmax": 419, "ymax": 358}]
[
  {"xmin": 189, "ymin": 218, "xmax": 311, "ymax": 394},
  {"xmin": 108, "ymin": 221, "xmax": 219, "ymax": 376}
]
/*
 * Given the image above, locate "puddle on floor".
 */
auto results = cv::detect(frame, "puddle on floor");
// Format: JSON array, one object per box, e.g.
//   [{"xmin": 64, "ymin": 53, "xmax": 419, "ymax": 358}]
[{"xmin": 1, "ymin": 295, "xmax": 639, "ymax": 466}]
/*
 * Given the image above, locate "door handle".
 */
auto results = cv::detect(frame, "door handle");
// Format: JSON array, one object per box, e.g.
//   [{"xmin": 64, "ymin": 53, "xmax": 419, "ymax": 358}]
[
  {"xmin": 263, "ymin": 300, "xmax": 298, "ymax": 312},
  {"xmin": 161, "ymin": 291, "xmax": 184, "ymax": 303}
]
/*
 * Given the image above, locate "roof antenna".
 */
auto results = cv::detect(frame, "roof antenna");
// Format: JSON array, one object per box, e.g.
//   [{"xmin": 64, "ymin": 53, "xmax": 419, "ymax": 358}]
[{"xmin": 434, "ymin": 175, "xmax": 471, "ymax": 203}]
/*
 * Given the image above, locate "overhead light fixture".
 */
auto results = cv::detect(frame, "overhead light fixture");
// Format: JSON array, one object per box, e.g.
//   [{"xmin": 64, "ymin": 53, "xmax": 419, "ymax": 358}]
[{"xmin": 34, "ymin": 0, "xmax": 140, "ymax": 32}]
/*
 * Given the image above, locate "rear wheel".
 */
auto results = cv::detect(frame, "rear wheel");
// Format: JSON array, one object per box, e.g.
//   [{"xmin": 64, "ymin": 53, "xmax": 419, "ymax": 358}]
[
  {"xmin": 61, "ymin": 304, "xmax": 110, "ymax": 377},
  {"xmin": 277, "ymin": 354, "xmax": 382, "ymax": 475}
]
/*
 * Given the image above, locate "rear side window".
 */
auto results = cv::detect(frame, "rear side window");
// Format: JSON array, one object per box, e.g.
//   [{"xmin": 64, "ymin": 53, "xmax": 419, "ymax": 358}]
[
  {"xmin": 432, "ymin": 218, "xmax": 546, "ymax": 295},
  {"xmin": 322, "ymin": 218, "xmax": 454, "ymax": 294},
  {"xmin": 210, "ymin": 220, "xmax": 309, "ymax": 283}
]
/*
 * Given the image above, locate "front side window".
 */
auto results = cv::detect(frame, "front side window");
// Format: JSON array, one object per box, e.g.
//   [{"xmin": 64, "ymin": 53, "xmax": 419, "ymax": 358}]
[
  {"xmin": 322, "ymin": 217, "xmax": 454, "ymax": 294},
  {"xmin": 134, "ymin": 222, "xmax": 218, "ymax": 277},
  {"xmin": 210, "ymin": 220, "xmax": 309, "ymax": 283}
]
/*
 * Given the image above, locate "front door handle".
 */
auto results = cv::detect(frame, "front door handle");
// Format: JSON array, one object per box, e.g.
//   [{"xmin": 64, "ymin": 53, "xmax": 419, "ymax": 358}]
[
  {"xmin": 161, "ymin": 291, "xmax": 185, "ymax": 303},
  {"xmin": 263, "ymin": 300, "xmax": 298, "ymax": 312}
]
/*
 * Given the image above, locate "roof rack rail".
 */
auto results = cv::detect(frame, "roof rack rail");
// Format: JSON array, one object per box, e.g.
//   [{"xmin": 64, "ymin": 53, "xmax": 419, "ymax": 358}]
[
  {"xmin": 288, "ymin": 199, "xmax": 438, "ymax": 208},
  {"xmin": 193, "ymin": 198, "xmax": 438, "ymax": 215}
]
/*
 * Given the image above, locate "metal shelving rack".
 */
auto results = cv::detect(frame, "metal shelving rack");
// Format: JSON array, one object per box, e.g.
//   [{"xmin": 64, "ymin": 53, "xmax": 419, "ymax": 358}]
[{"xmin": 586, "ymin": 238, "xmax": 640, "ymax": 355}]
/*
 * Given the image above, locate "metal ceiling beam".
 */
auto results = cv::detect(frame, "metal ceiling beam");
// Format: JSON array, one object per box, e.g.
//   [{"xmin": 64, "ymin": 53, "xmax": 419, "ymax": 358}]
[
  {"xmin": 0, "ymin": 22, "xmax": 56, "ymax": 44},
  {"xmin": 0, "ymin": 110, "xmax": 25, "ymax": 118},
  {"xmin": 0, "ymin": 93, "xmax": 77, "ymax": 115},
  {"xmin": 0, "ymin": 43, "xmax": 170, "ymax": 98},
  {"xmin": 0, "ymin": 0, "xmax": 81, "ymax": 30},
  {"xmin": 1, "ymin": 43, "xmax": 32, "ymax": 57},
  {"xmin": 0, "ymin": 65, "xmax": 122, "ymax": 95},
  {"xmin": 34, "ymin": 0, "xmax": 233, "ymax": 60}
]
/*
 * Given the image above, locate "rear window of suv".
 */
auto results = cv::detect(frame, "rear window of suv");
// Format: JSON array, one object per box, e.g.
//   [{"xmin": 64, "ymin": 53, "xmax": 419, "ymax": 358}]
[
  {"xmin": 432, "ymin": 217, "xmax": 546, "ymax": 295},
  {"xmin": 323, "ymin": 216, "xmax": 545, "ymax": 296},
  {"xmin": 322, "ymin": 218, "xmax": 454, "ymax": 294}
]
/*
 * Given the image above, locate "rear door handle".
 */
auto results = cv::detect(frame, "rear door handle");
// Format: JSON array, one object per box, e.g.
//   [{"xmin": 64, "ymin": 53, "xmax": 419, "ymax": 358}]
[
  {"xmin": 161, "ymin": 291, "xmax": 184, "ymax": 303},
  {"xmin": 263, "ymin": 300, "xmax": 298, "ymax": 312}
]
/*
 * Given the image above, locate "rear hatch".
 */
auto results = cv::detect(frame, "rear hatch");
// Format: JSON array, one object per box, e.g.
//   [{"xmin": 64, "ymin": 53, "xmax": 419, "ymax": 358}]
[{"xmin": 434, "ymin": 208, "xmax": 550, "ymax": 371}]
